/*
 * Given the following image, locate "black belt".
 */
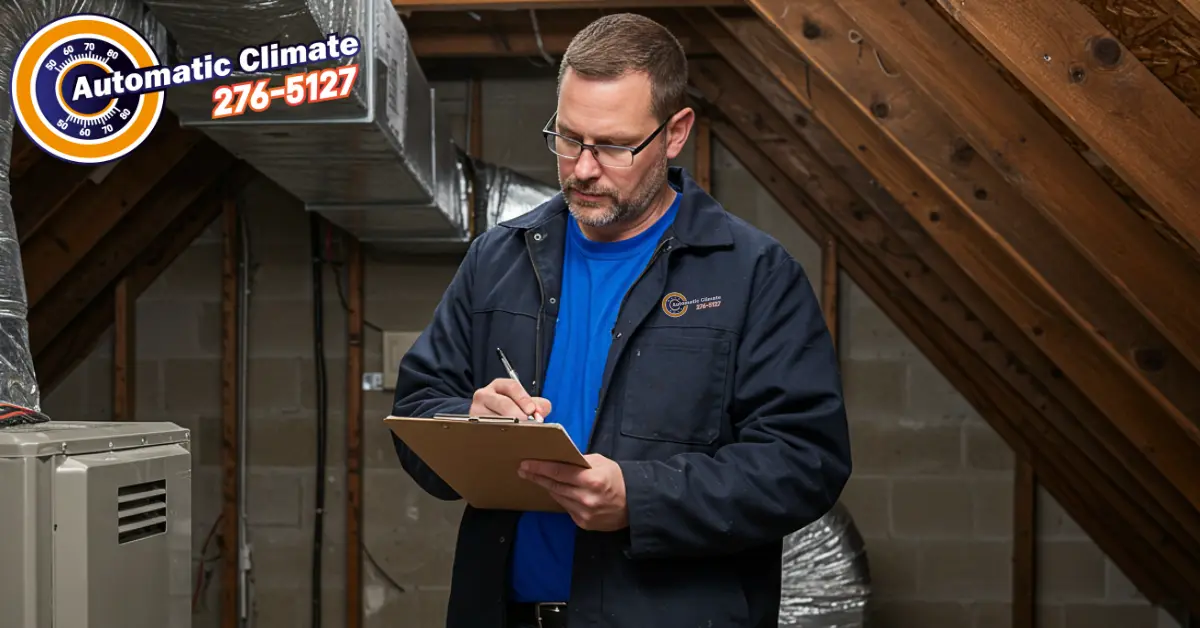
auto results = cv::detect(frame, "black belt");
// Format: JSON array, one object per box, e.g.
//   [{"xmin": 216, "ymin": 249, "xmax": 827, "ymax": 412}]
[{"xmin": 507, "ymin": 602, "xmax": 568, "ymax": 628}]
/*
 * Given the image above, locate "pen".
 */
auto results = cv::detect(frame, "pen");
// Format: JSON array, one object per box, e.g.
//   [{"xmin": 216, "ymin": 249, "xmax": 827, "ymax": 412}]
[{"xmin": 495, "ymin": 347, "xmax": 540, "ymax": 421}]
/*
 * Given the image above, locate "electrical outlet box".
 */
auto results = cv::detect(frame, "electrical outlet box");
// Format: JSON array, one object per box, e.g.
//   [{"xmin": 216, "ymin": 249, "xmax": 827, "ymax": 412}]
[{"xmin": 382, "ymin": 331, "xmax": 421, "ymax": 391}]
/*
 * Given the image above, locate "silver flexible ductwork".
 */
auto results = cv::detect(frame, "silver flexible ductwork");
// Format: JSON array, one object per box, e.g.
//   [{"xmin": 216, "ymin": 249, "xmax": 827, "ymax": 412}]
[
  {"xmin": 0, "ymin": 1, "xmax": 165, "ymax": 422},
  {"xmin": 780, "ymin": 501, "xmax": 872, "ymax": 627},
  {"xmin": 141, "ymin": 0, "xmax": 468, "ymax": 248}
]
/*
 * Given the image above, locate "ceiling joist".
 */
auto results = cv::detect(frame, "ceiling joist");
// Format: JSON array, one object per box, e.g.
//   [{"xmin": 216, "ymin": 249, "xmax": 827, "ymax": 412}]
[
  {"xmin": 698, "ymin": 66, "xmax": 1200, "ymax": 612},
  {"xmin": 925, "ymin": 0, "xmax": 1200, "ymax": 257},
  {"xmin": 743, "ymin": 0, "xmax": 1200, "ymax": 381}
]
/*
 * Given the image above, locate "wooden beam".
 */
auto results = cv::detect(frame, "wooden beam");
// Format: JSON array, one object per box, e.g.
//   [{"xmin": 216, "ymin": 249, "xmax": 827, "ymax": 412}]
[
  {"xmin": 21, "ymin": 122, "xmax": 201, "ymax": 308},
  {"xmin": 820, "ymin": 238, "xmax": 838, "ymax": 351},
  {"xmin": 692, "ymin": 115, "xmax": 712, "ymax": 193},
  {"xmin": 35, "ymin": 165, "xmax": 255, "ymax": 396},
  {"xmin": 11, "ymin": 155, "xmax": 92, "ymax": 244},
  {"xmin": 706, "ymin": 11, "xmax": 1200, "ymax": 424},
  {"xmin": 8, "ymin": 126, "xmax": 39, "ymax": 181},
  {"xmin": 1183, "ymin": 0, "xmax": 1200, "ymax": 21},
  {"xmin": 345, "ymin": 235, "xmax": 365, "ymax": 628},
  {"xmin": 220, "ymin": 183, "xmax": 240, "ymax": 628},
  {"xmin": 113, "ymin": 277, "xmax": 136, "ymax": 422},
  {"xmin": 715, "ymin": 5, "xmax": 1200, "ymax": 502},
  {"xmin": 693, "ymin": 59, "xmax": 1200, "ymax": 609},
  {"xmin": 743, "ymin": 0, "xmax": 1200, "ymax": 376},
  {"xmin": 28, "ymin": 139, "xmax": 234, "ymax": 357},
  {"xmin": 711, "ymin": 114, "xmax": 1183, "ymax": 608},
  {"xmin": 1014, "ymin": 460, "xmax": 1037, "ymax": 628},
  {"xmin": 404, "ymin": 9, "xmax": 714, "ymax": 56},
  {"xmin": 395, "ymin": 0, "xmax": 739, "ymax": 10},
  {"xmin": 1072, "ymin": 0, "xmax": 1200, "ymax": 119},
  {"xmin": 925, "ymin": 0, "xmax": 1200, "ymax": 256}
]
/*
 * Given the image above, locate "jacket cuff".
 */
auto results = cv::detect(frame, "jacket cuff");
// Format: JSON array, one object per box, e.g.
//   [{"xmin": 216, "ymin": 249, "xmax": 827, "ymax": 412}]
[{"xmin": 618, "ymin": 460, "xmax": 665, "ymax": 558}]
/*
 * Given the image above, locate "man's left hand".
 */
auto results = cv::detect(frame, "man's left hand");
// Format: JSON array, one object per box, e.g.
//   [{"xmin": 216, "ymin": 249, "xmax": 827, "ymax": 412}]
[{"xmin": 519, "ymin": 454, "xmax": 628, "ymax": 531}]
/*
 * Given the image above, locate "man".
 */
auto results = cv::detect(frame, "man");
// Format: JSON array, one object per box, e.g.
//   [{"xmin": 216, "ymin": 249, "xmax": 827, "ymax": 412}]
[{"xmin": 391, "ymin": 13, "xmax": 851, "ymax": 628}]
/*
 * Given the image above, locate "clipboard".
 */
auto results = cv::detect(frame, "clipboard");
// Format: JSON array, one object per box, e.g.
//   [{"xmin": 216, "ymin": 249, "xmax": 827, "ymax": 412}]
[{"xmin": 384, "ymin": 414, "xmax": 591, "ymax": 513}]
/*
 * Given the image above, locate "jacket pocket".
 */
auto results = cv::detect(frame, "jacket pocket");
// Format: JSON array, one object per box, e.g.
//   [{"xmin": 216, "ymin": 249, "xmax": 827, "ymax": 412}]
[{"xmin": 619, "ymin": 334, "xmax": 732, "ymax": 446}]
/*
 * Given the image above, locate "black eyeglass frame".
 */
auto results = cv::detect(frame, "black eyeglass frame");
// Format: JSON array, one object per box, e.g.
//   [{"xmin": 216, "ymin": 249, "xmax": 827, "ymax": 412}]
[{"xmin": 541, "ymin": 111, "xmax": 674, "ymax": 168}]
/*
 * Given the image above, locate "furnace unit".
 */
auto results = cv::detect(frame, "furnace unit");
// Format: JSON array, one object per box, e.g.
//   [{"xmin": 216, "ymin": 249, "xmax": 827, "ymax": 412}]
[{"xmin": 0, "ymin": 421, "xmax": 192, "ymax": 628}]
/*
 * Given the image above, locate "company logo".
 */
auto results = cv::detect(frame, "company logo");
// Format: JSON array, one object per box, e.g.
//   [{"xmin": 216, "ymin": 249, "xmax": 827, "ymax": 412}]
[
  {"xmin": 661, "ymin": 292, "xmax": 722, "ymax": 318},
  {"xmin": 11, "ymin": 13, "xmax": 363, "ymax": 165},
  {"xmin": 10, "ymin": 13, "xmax": 164, "ymax": 164}
]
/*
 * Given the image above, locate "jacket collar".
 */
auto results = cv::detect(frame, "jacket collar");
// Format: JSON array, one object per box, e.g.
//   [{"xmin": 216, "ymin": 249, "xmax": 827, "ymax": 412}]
[{"xmin": 499, "ymin": 167, "xmax": 734, "ymax": 249}]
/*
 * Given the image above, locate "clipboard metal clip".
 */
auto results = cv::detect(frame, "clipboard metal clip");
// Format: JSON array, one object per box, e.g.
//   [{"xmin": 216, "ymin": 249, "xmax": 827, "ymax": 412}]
[{"xmin": 433, "ymin": 413, "xmax": 525, "ymax": 424}]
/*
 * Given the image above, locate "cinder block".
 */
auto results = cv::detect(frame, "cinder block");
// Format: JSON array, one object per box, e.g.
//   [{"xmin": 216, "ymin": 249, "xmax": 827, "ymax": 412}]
[
  {"xmin": 965, "ymin": 419, "xmax": 1014, "ymax": 470},
  {"xmin": 1037, "ymin": 540, "xmax": 1107, "ymax": 601},
  {"xmin": 859, "ymin": 539, "xmax": 919, "ymax": 600},
  {"xmin": 80, "ymin": 353, "xmax": 112, "ymax": 420},
  {"xmin": 141, "ymin": 242, "xmax": 221, "ymax": 301},
  {"xmin": 162, "ymin": 358, "xmax": 221, "ymax": 415},
  {"xmin": 364, "ymin": 586, "xmax": 450, "ymax": 628},
  {"xmin": 906, "ymin": 358, "xmax": 979, "ymax": 421},
  {"xmin": 867, "ymin": 600, "xmax": 971, "ymax": 628},
  {"xmin": 891, "ymin": 478, "xmax": 974, "ymax": 539},
  {"xmin": 247, "ymin": 358, "xmax": 303, "ymax": 413},
  {"xmin": 838, "ymin": 476, "xmax": 890, "ymax": 539},
  {"xmin": 841, "ymin": 281, "xmax": 921, "ymax": 361},
  {"xmin": 842, "ymin": 359, "xmax": 909, "ymax": 419},
  {"xmin": 364, "ymin": 260, "xmax": 460, "ymax": 305},
  {"xmin": 1063, "ymin": 603, "xmax": 1158, "ymax": 628},
  {"xmin": 247, "ymin": 471, "xmax": 305, "ymax": 527},
  {"xmin": 299, "ymin": 357, "xmax": 347, "ymax": 413},
  {"xmin": 972, "ymin": 476, "xmax": 1013, "ymax": 539},
  {"xmin": 137, "ymin": 300, "xmax": 208, "ymax": 359},
  {"xmin": 917, "ymin": 540, "xmax": 1011, "ymax": 600},
  {"xmin": 363, "ymin": 469, "xmax": 463, "ymax": 587},
  {"xmin": 848, "ymin": 418, "xmax": 962, "ymax": 474},
  {"xmin": 971, "ymin": 603, "xmax": 1067, "ymax": 628}
]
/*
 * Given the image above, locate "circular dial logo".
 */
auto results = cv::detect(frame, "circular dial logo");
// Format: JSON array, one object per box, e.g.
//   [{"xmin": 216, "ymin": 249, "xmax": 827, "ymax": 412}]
[{"xmin": 11, "ymin": 14, "xmax": 163, "ymax": 164}]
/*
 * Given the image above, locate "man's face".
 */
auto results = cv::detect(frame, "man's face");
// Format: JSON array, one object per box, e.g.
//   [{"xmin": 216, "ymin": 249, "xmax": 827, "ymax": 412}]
[{"xmin": 554, "ymin": 68, "xmax": 689, "ymax": 229}]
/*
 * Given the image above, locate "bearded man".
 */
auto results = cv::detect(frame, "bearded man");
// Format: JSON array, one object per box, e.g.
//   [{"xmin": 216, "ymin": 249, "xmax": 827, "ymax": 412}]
[{"xmin": 390, "ymin": 12, "xmax": 851, "ymax": 628}]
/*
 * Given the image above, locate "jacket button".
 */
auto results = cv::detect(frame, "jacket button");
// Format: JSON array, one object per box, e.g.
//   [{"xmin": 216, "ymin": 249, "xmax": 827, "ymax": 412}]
[
  {"xmin": 533, "ymin": 233, "xmax": 543, "ymax": 241},
  {"xmin": 499, "ymin": 536, "xmax": 506, "ymax": 543},
  {"xmin": 549, "ymin": 297, "xmax": 557, "ymax": 304}
]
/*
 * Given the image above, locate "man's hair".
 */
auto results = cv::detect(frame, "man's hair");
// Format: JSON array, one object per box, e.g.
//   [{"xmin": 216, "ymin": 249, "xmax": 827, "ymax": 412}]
[{"xmin": 558, "ymin": 13, "xmax": 688, "ymax": 122}]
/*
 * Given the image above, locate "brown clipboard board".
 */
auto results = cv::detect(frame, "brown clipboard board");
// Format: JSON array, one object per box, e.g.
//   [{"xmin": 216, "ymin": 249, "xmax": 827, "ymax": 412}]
[{"xmin": 384, "ymin": 414, "xmax": 591, "ymax": 513}]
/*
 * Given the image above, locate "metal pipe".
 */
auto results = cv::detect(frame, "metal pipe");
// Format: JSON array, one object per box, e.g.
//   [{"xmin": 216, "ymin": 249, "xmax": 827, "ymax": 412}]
[{"xmin": 236, "ymin": 195, "xmax": 253, "ymax": 626}]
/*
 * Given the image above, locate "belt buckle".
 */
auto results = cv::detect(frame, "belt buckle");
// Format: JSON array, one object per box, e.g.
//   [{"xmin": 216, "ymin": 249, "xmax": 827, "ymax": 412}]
[{"xmin": 534, "ymin": 602, "xmax": 565, "ymax": 628}]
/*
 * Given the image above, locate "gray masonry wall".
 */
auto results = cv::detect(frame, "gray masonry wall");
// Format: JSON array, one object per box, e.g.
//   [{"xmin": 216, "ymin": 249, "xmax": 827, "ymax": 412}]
[{"xmin": 42, "ymin": 77, "xmax": 1170, "ymax": 628}]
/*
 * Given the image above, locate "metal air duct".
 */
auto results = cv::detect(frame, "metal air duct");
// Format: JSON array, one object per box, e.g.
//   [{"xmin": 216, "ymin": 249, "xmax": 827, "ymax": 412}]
[
  {"xmin": 142, "ymin": 0, "xmax": 468, "ymax": 248},
  {"xmin": 780, "ymin": 501, "xmax": 872, "ymax": 627}
]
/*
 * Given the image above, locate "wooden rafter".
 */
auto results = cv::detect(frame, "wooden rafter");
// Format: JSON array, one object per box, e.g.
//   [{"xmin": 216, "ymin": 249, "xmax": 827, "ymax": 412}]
[
  {"xmin": 7, "ymin": 126, "xmax": 39, "ymax": 181},
  {"xmin": 924, "ymin": 0, "xmax": 1200, "ymax": 256},
  {"xmin": 28, "ymin": 138, "xmax": 235, "ymax": 358},
  {"xmin": 36, "ymin": 163, "xmax": 256, "ymax": 395},
  {"xmin": 20, "ymin": 121, "xmax": 201, "ymax": 308},
  {"xmin": 743, "ymin": 0, "xmax": 1200, "ymax": 379},
  {"xmin": 700, "ymin": 10, "xmax": 1200, "ymax": 425},
  {"xmin": 690, "ymin": 56, "xmax": 1200, "ymax": 612},
  {"xmin": 707, "ymin": 108, "xmax": 1187, "ymax": 611},
  {"xmin": 404, "ymin": 9, "xmax": 715, "ymax": 56},
  {"xmin": 687, "ymin": 10, "xmax": 1200, "ymax": 512},
  {"xmin": 11, "ymin": 153, "xmax": 92, "ymax": 244},
  {"xmin": 394, "ymin": 0, "xmax": 739, "ymax": 10}
]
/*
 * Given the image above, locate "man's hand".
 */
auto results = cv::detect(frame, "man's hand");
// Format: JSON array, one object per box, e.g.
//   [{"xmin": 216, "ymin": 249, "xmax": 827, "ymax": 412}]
[
  {"xmin": 519, "ymin": 454, "xmax": 628, "ymax": 531},
  {"xmin": 470, "ymin": 378, "xmax": 551, "ymax": 421}
]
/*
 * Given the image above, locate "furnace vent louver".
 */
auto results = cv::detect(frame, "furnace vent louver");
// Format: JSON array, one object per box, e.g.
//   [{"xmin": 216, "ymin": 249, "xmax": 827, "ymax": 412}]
[{"xmin": 117, "ymin": 479, "xmax": 168, "ymax": 544}]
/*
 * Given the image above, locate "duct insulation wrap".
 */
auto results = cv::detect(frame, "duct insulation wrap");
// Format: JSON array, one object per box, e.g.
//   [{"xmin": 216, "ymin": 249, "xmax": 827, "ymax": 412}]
[
  {"xmin": 466, "ymin": 151, "xmax": 561, "ymax": 231},
  {"xmin": 0, "ymin": 1, "xmax": 164, "ymax": 425},
  {"xmin": 780, "ymin": 501, "xmax": 871, "ymax": 627},
  {"xmin": 142, "ymin": 0, "xmax": 468, "ymax": 244}
]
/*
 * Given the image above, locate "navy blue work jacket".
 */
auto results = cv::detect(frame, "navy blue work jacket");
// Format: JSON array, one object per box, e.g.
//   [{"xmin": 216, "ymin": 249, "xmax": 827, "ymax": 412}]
[{"xmin": 391, "ymin": 167, "xmax": 852, "ymax": 628}]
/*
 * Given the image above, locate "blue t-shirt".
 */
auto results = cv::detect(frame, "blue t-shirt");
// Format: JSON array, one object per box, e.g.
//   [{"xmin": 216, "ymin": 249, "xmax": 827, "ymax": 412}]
[{"xmin": 508, "ymin": 191, "xmax": 681, "ymax": 602}]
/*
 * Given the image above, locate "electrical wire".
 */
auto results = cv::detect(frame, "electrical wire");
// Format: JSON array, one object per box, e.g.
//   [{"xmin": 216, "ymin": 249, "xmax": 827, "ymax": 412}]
[{"xmin": 309, "ymin": 214, "xmax": 330, "ymax": 628}]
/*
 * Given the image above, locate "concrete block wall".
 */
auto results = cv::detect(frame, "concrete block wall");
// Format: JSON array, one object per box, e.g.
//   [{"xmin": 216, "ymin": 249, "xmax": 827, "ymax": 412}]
[{"xmin": 41, "ymin": 76, "xmax": 1168, "ymax": 628}]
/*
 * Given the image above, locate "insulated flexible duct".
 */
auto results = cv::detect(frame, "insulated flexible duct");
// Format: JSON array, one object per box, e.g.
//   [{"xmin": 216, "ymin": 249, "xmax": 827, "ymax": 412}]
[
  {"xmin": 780, "ymin": 501, "xmax": 872, "ymax": 627},
  {"xmin": 0, "ymin": 1, "xmax": 163, "ymax": 425}
]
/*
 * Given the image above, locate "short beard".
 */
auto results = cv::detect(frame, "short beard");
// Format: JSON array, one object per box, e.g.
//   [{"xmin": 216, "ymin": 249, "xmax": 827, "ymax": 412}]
[{"xmin": 560, "ymin": 146, "xmax": 669, "ymax": 229}]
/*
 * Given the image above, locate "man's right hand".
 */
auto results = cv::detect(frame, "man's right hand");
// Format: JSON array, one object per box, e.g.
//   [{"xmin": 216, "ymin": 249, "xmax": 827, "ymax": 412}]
[{"xmin": 470, "ymin": 378, "xmax": 551, "ymax": 421}]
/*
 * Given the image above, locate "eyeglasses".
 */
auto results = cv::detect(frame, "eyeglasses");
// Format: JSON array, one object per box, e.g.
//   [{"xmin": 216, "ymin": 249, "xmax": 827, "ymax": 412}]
[{"xmin": 541, "ymin": 112, "xmax": 672, "ymax": 168}]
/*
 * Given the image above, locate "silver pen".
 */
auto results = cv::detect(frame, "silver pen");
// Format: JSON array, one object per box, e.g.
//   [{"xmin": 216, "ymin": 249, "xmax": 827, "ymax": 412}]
[{"xmin": 495, "ymin": 347, "xmax": 537, "ymax": 421}]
